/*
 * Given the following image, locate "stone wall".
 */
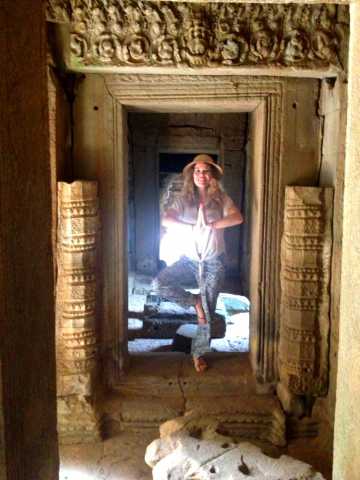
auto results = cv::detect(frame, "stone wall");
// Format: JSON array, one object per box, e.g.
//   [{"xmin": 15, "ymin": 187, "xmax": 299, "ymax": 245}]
[
  {"xmin": 0, "ymin": 1, "xmax": 59, "ymax": 478},
  {"xmin": 333, "ymin": 3, "xmax": 360, "ymax": 478},
  {"xmin": 307, "ymin": 77, "xmax": 347, "ymax": 473},
  {"xmin": 48, "ymin": 65, "xmax": 73, "ymax": 283},
  {"xmin": 48, "ymin": 67, "xmax": 72, "ymax": 179},
  {"xmin": 0, "ymin": 362, "xmax": 5, "ymax": 480}
]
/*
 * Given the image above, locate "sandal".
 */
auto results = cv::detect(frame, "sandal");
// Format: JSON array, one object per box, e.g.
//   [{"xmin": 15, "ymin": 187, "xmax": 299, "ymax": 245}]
[{"xmin": 193, "ymin": 356, "xmax": 208, "ymax": 373}]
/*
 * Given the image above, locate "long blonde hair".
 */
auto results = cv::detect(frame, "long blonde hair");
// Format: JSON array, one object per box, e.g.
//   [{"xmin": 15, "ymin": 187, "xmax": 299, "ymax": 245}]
[{"xmin": 181, "ymin": 164, "xmax": 224, "ymax": 206}]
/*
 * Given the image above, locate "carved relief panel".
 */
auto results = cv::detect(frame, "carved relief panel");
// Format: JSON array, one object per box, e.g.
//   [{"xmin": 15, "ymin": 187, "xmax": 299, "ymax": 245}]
[{"xmin": 47, "ymin": 1, "xmax": 348, "ymax": 73}]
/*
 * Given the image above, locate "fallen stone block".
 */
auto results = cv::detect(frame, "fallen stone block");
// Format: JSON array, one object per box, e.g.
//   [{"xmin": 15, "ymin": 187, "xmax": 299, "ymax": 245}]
[{"xmin": 145, "ymin": 424, "xmax": 324, "ymax": 479}]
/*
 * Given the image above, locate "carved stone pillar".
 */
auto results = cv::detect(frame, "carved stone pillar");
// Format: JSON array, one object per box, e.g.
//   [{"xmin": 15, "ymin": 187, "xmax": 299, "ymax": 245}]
[
  {"xmin": 56, "ymin": 181, "xmax": 101, "ymax": 443},
  {"xmin": 278, "ymin": 187, "xmax": 333, "ymax": 414}
]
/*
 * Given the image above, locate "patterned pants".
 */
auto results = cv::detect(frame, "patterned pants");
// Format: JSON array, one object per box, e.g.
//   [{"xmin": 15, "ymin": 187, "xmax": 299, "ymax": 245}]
[{"xmin": 152, "ymin": 255, "xmax": 225, "ymax": 357}]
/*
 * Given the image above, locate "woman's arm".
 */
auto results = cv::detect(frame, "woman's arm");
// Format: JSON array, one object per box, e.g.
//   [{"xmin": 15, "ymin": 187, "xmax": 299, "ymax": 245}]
[
  {"xmin": 210, "ymin": 205, "xmax": 244, "ymax": 229},
  {"xmin": 162, "ymin": 208, "xmax": 194, "ymax": 228}
]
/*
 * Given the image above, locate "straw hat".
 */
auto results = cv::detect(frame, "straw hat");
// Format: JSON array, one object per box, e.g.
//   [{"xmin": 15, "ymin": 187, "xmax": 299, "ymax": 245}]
[{"xmin": 182, "ymin": 154, "xmax": 223, "ymax": 178}]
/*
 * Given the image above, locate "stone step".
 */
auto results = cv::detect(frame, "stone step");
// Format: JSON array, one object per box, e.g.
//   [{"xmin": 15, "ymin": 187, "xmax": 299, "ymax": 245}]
[
  {"xmin": 104, "ymin": 391, "xmax": 285, "ymax": 447},
  {"xmin": 104, "ymin": 353, "xmax": 286, "ymax": 446},
  {"xmin": 114, "ymin": 352, "xmax": 257, "ymax": 398}
]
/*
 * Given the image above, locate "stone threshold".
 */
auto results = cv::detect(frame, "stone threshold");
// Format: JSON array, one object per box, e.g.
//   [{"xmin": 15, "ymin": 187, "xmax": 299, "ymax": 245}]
[{"xmin": 103, "ymin": 352, "xmax": 286, "ymax": 447}]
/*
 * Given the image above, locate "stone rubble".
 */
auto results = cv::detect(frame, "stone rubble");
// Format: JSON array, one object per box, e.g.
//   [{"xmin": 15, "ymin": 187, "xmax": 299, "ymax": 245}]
[{"xmin": 145, "ymin": 419, "xmax": 325, "ymax": 480}]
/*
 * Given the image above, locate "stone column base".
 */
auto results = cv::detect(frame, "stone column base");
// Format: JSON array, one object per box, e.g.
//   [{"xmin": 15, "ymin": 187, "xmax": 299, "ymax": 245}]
[{"xmin": 58, "ymin": 395, "xmax": 102, "ymax": 444}]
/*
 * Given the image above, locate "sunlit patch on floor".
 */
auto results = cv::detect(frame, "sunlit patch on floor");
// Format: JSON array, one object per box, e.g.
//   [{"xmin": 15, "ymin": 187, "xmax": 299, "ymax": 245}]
[{"xmin": 60, "ymin": 467, "xmax": 93, "ymax": 480}]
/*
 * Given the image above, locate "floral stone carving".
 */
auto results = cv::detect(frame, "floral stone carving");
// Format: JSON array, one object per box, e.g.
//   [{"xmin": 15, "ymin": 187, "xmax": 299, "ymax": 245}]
[
  {"xmin": 47, "ymin": 1, "xmax": 348, "ymax": 71},
  {"xmin": 278, "ymin": 187, "xmax": 333, "ymax": 397}
]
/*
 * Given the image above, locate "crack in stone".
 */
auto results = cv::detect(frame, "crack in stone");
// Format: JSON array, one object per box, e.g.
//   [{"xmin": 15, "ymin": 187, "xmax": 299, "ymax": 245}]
[
  {"xmin": 177, "ymin": 357, "xmax": 187, "ymax": 414},
  {"xmin": 239, "ymin": 455, "xmax": 251, "ymax": 475}
]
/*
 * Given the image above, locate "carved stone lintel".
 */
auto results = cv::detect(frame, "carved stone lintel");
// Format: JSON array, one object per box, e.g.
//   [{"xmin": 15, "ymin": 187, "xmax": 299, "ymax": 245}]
[
  {"xmin": 56, "ymin": 181, "xmax": 101, "ymax": 442},
  {"xmin": 278, "ymin": 187, "xmax": 333, "ymax": 399},
  {"xmin": 46, "ymin": 1, "xmax": 348, "ymax": 72}
]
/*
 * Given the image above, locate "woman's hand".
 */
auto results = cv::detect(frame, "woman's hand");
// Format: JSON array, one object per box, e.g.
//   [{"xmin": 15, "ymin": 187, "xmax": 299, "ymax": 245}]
[
  {"xmin": 204, "ymin": 205, "xmax": 244, "ymax": 230},
  {"xmin": 196, "ymin": 203, "xmax": 213, "ymax": 230},
  {"xmin": 212, "ymin": 207, "xmax": 244, "ymax": 229},
  {"xmin": 197, "ymin": 202, "xmax": 206, "ymax": 227}
]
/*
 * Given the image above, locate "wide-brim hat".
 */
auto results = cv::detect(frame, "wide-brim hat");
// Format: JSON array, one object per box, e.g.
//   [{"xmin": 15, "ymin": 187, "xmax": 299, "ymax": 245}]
[{"xmin": 182, "ymin": 154, "xmax": 223, "ymax": 178}]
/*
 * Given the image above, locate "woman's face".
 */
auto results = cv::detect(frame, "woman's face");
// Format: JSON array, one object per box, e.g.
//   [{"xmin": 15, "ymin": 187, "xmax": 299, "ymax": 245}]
[{"xmin": 193, "ymin": 162, "xmax": 213, "ymax": 189}]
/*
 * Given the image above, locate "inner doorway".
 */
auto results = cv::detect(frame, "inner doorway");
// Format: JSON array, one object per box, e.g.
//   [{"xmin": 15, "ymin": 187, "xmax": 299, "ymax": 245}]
[{"xmin": 127, "ymin": 112, "xmax": 250, "ymax": 354}]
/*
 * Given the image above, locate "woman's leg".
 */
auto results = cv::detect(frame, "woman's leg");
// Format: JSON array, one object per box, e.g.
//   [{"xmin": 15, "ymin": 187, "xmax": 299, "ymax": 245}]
[
  {"xmin": 194, "ymin": 299, "xmax": 206, "ymax": 324},
  {"xmin": 202, "ymin": 255, "xmax": 226, "ymax": 327},
  {"xmin": 191, "ymin": 255, "xmax": 225, "ymax": 369},
  {"xmin": 151, "ymin": 257, "xmax": 198, "ymax": 308}
]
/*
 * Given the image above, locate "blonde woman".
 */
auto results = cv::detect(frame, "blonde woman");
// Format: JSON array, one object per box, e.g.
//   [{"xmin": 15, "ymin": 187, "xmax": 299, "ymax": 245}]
[{"xmin": 152, "ymin": 154, "xmax": 244, "ymax": 372}]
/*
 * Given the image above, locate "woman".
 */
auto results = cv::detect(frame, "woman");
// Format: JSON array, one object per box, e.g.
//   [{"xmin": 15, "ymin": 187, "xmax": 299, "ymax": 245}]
[{"xmin": 152, "ymin": 154, "xmax": 244, "ymax": 372}]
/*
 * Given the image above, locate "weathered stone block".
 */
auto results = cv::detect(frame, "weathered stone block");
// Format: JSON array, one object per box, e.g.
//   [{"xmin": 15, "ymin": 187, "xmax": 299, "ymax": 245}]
[{"xmin": 145, "ymin": 428, "xmax": 324, "ymax": 479}]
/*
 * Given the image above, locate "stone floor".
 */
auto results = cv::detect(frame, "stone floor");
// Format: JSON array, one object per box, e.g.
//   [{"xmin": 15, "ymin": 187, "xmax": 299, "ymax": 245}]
[
  {"xmin": 59, "ymin": 429, "xmax": 332, "ymax": 480},
  {"xmin": 0, "ymin": 278, "xmax": 331, "ymax": 480},
  {"xmin": 128, "ymin": 270, "xmax": 250, "ymax": 354},
  {"xmin": 0, "ymin": 350, "xmax": 332, "ymax": 480},
  {"xmin": 59, "ymin": 431, "xmax": 155, "ymax": 480},
  {"xmin": 58, "ymin": 351, "xmax": 333, "ymax": 479}
]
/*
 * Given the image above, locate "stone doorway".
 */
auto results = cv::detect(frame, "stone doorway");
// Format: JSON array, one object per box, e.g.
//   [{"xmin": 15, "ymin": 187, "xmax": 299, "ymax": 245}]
[
  {"xmin": 2, "ymin": 0, "xmax": 356, "ymax": 476},
  {"xmin": 73, "ymin": 74, "xmax": 308, "ymax": 388},
  {"xmin": 50, "ymin": 12, "xmax": 347, "ymax": 476},
  {"xmin": 127, "ymin": 112, "xmax": 250, "ymax": 355},
  {"xmin": 59, "ymin": 71, "xmax": 342, "ymax": 469}
]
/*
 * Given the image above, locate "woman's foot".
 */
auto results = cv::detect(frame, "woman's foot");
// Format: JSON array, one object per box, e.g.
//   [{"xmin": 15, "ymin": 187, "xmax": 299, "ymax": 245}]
[
  {"xmin": 195, "ymin": 295, "xmax": 207, "ymax": 325},
  {"xmin": 193, "ymin": 355, "xmax": 208, "ymax": 373}
]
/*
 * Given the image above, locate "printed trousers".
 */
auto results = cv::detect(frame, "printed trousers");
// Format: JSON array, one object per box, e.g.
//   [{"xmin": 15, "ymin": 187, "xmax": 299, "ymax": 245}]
[{"xmin": 152, "ymin": 255, "xmax": 225, "ymax": 357}]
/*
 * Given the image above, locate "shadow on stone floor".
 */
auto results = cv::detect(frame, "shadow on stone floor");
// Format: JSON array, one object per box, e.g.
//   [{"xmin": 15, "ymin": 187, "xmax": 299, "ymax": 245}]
[{"xmin": 60, "ymin": 431, "xmax": 155, "ymax": 480}]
